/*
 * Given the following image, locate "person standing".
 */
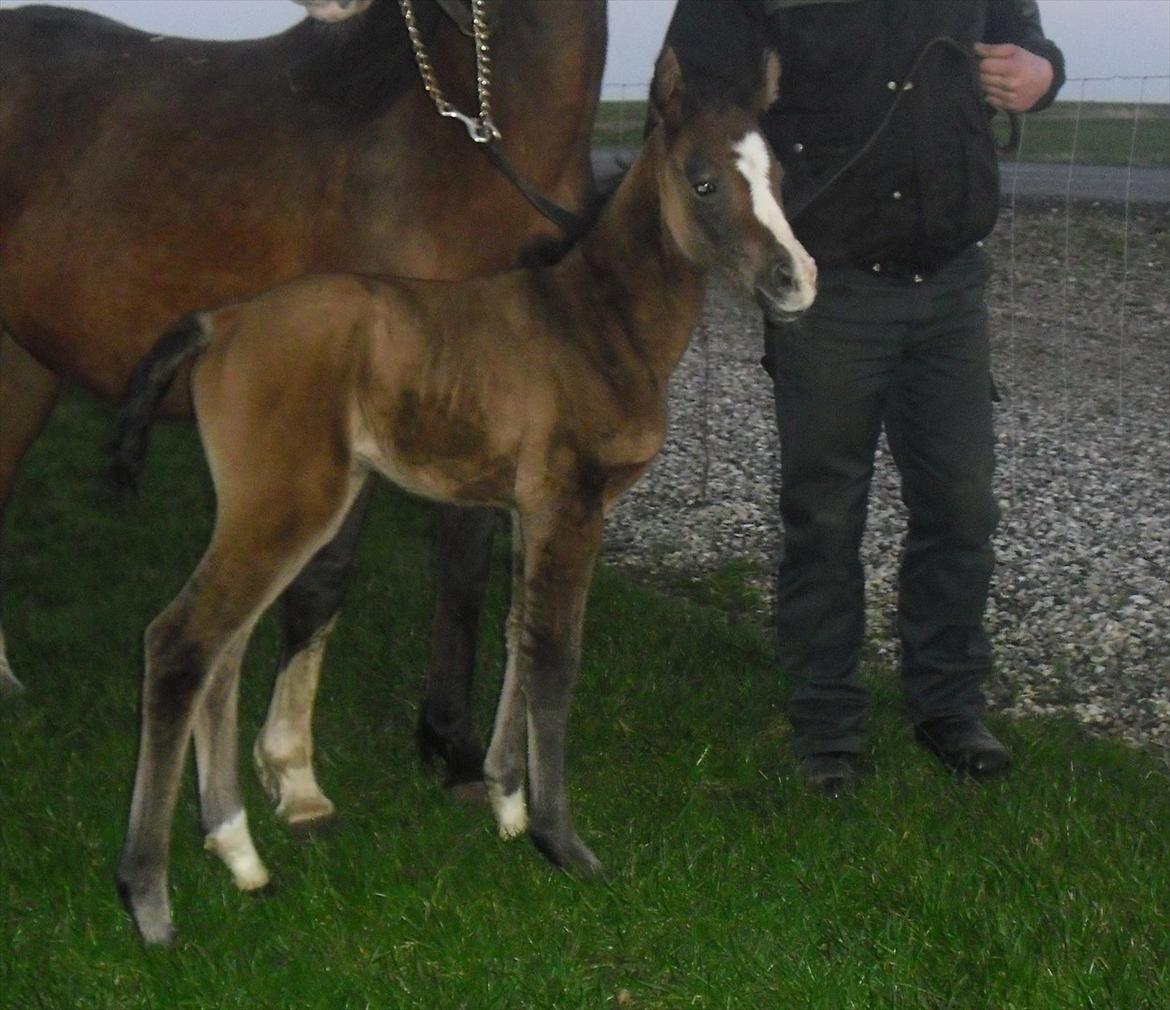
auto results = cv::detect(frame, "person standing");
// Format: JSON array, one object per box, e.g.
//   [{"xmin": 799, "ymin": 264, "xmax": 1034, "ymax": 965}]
[{"xmin": 665, "ymin": 0, "xmax": 1065, "ymax": 793}]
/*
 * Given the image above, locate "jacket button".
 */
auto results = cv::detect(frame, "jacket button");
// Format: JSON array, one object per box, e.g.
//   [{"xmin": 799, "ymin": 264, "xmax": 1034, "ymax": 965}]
[
  {"xmin": 793, "ymin": 142, "xmax": 804, "ymax": 154},
  {"xmin": 913, "ymin": 274, "xmax": 925, "ymax": 284},
  {"xmin": 887, "ymin": 80, "xmax": 898, "ymax": 90},
  {"xmin": 872, "ymin": 263, "xmax": 882, "ymax": 273},
  {"xmin": 892, "ymin": 190, "xmax": 903, "ymax": 200}
]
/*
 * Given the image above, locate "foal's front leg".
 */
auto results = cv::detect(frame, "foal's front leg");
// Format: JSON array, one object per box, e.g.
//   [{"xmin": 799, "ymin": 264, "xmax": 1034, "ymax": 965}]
[
  {"xmin": 484, "ymin": 511, "xmax": 529, "ymax": 838},
  {"xmin": 515, "ymin": 502, "xmax": 605, "ymax": 876}
]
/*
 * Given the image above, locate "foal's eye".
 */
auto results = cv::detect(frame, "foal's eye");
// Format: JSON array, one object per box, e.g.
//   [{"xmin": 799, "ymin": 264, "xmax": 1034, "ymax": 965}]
[{"xmin": 693, "ymin": 179, "xmax": 718, "ymax": 197}]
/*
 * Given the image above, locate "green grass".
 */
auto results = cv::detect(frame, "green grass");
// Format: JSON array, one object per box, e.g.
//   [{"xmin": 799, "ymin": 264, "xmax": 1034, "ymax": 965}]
[
  {"xmin": 2, "ymin": 391, "xmax": 1168, "ymax": 1009},
  {"xmin": 1004, "ymin": 102, "xmax": 1170, "ymax": 168},
  {"xmin": 595, "ymin": 100, "xmax": 1170, "ymax": 168}
]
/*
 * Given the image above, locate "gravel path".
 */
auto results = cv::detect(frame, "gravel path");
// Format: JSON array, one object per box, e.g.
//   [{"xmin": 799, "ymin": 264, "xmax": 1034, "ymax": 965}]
[{"xmin": 602, "ymin": 198, "xmax": 1170, "ymax": 757}]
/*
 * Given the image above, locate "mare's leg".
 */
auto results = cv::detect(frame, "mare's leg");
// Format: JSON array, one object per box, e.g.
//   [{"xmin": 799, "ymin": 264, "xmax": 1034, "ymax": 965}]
[
  {"xmin": 118, "ymin": 472, "xmax": 359, "ymax": 946},
  {"xmin": 0, "ymin": 330, "xmax": 62, "ymax": 695},
  {"xmin": 417, "ymin": 505, "xmax": 498, "ymax": 787},
  {"xmin": 515, "ymin": 501, "xmax": 604, "ymax": 876},
  {"xmin": 254, "ymin": 478, "xmax": 374, "ymax": 831},
  {"xmin": 194, "ymin": 632, "xmax": 269, "ymax": 893},
  {"xmin": 484, "ymin": 511, "xmax": 528, "ymax": 838}
]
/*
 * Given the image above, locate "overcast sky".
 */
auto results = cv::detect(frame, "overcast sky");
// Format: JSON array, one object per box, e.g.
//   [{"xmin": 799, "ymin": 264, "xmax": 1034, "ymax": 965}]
[{"xmin": 5, "ymin": 0, "xmax": 1168, "ymax": 101}]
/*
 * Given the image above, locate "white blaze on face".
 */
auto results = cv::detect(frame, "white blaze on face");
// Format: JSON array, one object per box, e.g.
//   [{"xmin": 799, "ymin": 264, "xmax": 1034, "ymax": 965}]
[{"xmin": 733, "ymin": 131, "xmax": 817, "ymax": 309}]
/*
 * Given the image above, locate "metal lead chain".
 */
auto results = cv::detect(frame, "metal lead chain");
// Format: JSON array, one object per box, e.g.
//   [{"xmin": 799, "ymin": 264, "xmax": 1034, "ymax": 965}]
[{"xmin": 399, "ymin": 0, "xmax": 501, "ymax": 143}]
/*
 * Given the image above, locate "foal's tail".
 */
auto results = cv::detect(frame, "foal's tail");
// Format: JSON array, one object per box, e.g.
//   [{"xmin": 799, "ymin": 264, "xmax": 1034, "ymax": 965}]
[{"xmin": 109, "ymin": 312, "xmax": 211, "ymax": 495}]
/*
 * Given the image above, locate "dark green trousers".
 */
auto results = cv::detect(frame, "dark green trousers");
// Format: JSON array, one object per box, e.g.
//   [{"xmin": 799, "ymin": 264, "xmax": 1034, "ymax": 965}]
[{"xmin": 764, "ymin": 246, "xmax": 1000, "ymax": 757}]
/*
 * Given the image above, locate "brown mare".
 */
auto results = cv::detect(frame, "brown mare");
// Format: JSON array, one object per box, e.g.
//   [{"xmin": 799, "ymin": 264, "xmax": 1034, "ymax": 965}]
[
  {"xmin": 111, "ymin": 46, "xmax": 817, "ymax": 945},
  {"xmin": 0, "ymin": 0, "xmax": 605, "ymax": 813}
]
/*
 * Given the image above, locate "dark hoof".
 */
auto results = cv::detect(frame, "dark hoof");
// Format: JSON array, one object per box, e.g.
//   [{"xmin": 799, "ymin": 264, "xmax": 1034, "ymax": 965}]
[
  {"xmin": 797, "ymin": 752, "xmax": 861, "ymax": 797},
  {"xmin": 914, "ymin": 716, "xmax": 1012, "ymax": 779},
  {"xmin": 530, "ymin": 828, "xmax": 604, "ymax": 879},
  {"xmin": 116, "ymin": 875, "xmax": 176, "ymax": 948},
  {"xmin": 288, "ymin": 814, "xmax": 340, "ymax": 843},
  {"xmin": 0, "ymin": 668, "xmax": 26, "ymax": 698},
  {"xmin": 416, "ymin": 713, "xmax": 485, "ymax": 789}
]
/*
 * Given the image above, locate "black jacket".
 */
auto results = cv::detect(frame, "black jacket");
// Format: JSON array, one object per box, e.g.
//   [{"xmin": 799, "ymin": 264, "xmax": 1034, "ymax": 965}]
[{"xmin": 665, "ymin": 0, "xmax": 1065, "ymax": 276}]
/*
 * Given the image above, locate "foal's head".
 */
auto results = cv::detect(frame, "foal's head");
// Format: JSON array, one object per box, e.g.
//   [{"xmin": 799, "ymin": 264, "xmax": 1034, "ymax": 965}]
[{"xmin": 649, "ymin": 48, "xmax": 817, "ymax": 323}]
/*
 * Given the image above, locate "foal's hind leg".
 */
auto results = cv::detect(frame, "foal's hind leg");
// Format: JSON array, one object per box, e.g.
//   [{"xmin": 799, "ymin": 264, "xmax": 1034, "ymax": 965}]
[
  {"xmin": 119, "ymin": 582, "xmax": 256, "ymax": 947},
  {"xmin": 194, "ymin": 632, "xmax": 269, "ymax": 893},
  {"xmin": 0, "ymin": 330, "xmax": 62, "ymax": 695},
  {"xmin": 119, "ymin": 479, "xmax": 358, "ymax": 945},
  {"xmin": 254, "ymin": 478, "xmax": 374, "ymax": 832},
  {"xmin": 417, "ymin": 505, "xmax": 498, "ymax": 788}
]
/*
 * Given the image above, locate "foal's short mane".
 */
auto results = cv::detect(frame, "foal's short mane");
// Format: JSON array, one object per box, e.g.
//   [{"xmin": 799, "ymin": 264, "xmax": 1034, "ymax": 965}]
[{"xmin": 288, "ymin": 0, "xmax": 443, "ymax": 118}]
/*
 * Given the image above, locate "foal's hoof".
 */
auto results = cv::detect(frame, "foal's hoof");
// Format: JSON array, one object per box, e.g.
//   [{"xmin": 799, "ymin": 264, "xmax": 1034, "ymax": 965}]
[
  {"xmin": 247, "ymin": 880, "xmax": 279, "ymax": 900},
  {"xmin": 0, "ymin": 635, "xmax": 23, "ymax": 698},
  {"xmin": 278, "ymin": 791, "xmax": 337, "ymax": 829},
  {"xmin": 0, "ymin": 664, "xmax": 25, "ymax": 698},
  {"xmin": 116, "ymin": 877, "xmax": 176, "ymax": 948},
  {"xmin": 530, "ymin": 829, "xmax": 604, "ymax": 879},
  {"xmin": 253, "ymin": 741, "xmax": 339, "ymax": 833},
  {"xmin": 416, "ymin": 715, "xmax": 486, "ymax": 790},
  {"xmin": 487, "ymin": 784, "xmax": 528, "ymax": 838},
  {"xmin": 288, "ymin": 812, "xmax": 340, "ymax": 843},
  {"xmin": 136, "ymin": 916, "xmax": 177, "ymax": 949}
]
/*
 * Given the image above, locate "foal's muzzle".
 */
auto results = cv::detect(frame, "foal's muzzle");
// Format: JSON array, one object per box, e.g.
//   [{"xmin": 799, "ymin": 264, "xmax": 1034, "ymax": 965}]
[{"xmin": 755, "ymin": 249, "xmax": 817, "ymax": 326}]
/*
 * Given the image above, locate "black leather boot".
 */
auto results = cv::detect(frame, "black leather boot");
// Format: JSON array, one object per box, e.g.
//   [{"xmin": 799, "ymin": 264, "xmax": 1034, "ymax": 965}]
[
  {"xmin": 914, "ymin": 716, "xmax": 1011, "ymax": 779},
  {"xmin": 797, "ymin": 752, "xmax": 861, "ymax": 796}
]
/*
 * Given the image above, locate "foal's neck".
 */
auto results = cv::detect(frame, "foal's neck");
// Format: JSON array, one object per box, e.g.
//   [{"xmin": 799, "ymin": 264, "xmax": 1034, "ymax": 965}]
[{"xmin": 566, "ymin": 131, "xmax": 706, "ymax": 383}]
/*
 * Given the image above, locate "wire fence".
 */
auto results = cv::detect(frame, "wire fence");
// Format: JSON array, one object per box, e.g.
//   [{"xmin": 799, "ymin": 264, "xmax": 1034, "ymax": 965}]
[
  {"xmin": 598, "ymin": 75, "xmax": 1170, "ymax": 156},
  {"xmin": 968, "ymin": 79, "xmax": 1167, "ymax": 746}
]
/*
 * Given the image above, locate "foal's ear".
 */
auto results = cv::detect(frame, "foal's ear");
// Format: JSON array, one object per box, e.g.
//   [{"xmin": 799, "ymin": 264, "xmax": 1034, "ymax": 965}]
[
  {"xmin": 650, "ymin": 46, "xmax": 687, "ymax": 131},
  {"xmin": 755, "ymin": 50, "xmax": 782, "ymax": 115}
]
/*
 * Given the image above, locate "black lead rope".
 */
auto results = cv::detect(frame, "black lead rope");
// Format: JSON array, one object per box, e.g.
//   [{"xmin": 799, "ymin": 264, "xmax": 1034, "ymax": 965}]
[
  {"xmin": 785, "ymin": 35, "xmax": 1020, "ymax": 222},
  {"xmin": 480, "ymin": 138, "xmax": 590, "ymax": 236}
]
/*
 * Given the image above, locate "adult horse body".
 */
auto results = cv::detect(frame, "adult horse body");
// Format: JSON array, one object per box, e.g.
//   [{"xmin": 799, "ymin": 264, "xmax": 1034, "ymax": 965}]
[
  {"xmin": 0, "ymin": 0, "xmax": 605, "ymax": 816},
  {"xmin": 114, "ymin": 46, "xmax": 816, "ymax": 946}
]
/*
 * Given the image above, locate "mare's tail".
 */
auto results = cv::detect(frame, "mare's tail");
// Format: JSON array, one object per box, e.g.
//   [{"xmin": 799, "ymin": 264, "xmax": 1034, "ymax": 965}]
[{"xmin": 109, "ymin": 312, "xmax": 211, "ymax": 495}]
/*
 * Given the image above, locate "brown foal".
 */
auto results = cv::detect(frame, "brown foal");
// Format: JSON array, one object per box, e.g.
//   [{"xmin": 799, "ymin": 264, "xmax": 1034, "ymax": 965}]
[{"xmin": 112, "ymin": 47, "xmax": 816, "ymax": 946}]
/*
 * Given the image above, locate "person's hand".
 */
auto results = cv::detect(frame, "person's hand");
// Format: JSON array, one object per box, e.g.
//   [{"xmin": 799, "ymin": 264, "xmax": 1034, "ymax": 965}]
[{"xmin": 973, "ymin": 42, "xmax": 1054, "ymax": 112}]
